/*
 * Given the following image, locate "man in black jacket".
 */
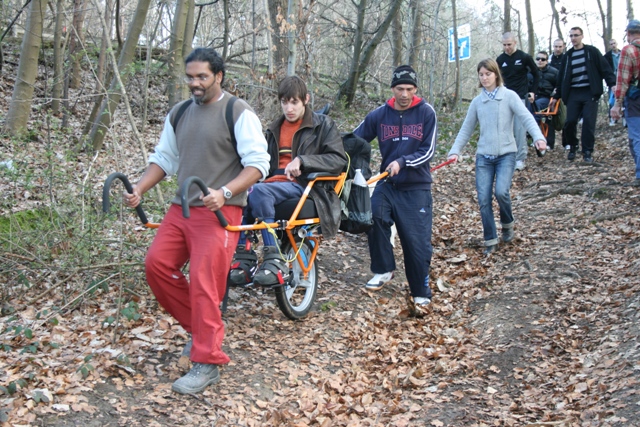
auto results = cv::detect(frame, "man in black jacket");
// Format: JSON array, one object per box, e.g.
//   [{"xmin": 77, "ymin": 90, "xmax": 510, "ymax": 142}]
[
  {"xmin": 604, "ymin": 39, "xmax": 622, "ymax": 125},
  {"xmin": 228, "ymin": 76, "xmax": 347, "ymax": 286},
  {"xmin": 497, "ymin": 32, "xmax": 539, "ymax": 171},
  {"xmin": 550, "ymin": 39, "xmax": 566, "ymax": 69},
  {"xmin": 550, "ymin": 27, "xmax": 615, "ymax": 162}
]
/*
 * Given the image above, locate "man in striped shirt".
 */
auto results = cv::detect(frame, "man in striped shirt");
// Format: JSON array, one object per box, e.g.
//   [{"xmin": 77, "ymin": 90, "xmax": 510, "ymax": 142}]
[
  {"xmin": 611, "ymin": 20, "xmax": 640, "ymax": 186},
  {"xmin": 550, "ymin": 27, "xmax": 616, "ymax": 162}
]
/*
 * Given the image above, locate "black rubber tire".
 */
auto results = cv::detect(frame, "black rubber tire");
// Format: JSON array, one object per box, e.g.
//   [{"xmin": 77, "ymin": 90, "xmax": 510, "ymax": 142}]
[{"xmin": 275, "ymin": 239, "xmax": 318, "ymax": 320}]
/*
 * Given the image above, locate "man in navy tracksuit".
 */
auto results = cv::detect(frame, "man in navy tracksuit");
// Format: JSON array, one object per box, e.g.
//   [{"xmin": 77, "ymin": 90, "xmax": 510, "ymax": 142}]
[{"xmin": 354, "ymin": 65, "xmax": 437, "ymax": 316}]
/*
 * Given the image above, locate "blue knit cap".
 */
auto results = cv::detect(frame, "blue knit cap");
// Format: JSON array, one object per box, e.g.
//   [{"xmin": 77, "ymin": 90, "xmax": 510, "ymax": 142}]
[{"xmin": 626, "ymin": 20, "xmax": 640, "ymax": 32}]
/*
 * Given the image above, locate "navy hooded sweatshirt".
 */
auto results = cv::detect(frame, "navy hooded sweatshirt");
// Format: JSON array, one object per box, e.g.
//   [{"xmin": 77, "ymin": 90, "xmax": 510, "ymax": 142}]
[{"xmin": 354, "ymin": 96, "xmax": 437, "ymax": 191}]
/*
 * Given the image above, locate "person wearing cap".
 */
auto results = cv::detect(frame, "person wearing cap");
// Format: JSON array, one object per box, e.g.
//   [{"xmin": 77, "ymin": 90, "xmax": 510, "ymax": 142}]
[
  {"xmin": 353, "ymin": 65, "xmax": 437, "ymax": 316},
  {"xmin": 550, "ymin": 26, "xmax": 616, "ymax": 163},
  {"xmin": 611, "ymin": 20, "xmax": 640, "ymax": 187}
]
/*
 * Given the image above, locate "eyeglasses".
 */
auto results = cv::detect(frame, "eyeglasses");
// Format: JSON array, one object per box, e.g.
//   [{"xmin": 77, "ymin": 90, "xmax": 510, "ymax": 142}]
[
  {"xmin": 183, "ymin": 75, "xmax": 213, "ymax": 84},
  {"xmin": 569, "ymin": 34, "xmax": 582, "ymax": 38},
  {"xmin": 536, "ymin": 57, "xmax": 547, "ymax": 61}
]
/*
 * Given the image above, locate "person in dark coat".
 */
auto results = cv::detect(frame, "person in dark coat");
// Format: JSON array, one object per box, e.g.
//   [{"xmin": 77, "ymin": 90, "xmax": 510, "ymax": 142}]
[
  {"xmin": 497, "ymin": 32, "xmax": 540, "ymax": 171},
  {"xmin": 229, "ymin": 76, "xmax": 347, "ymax": 286},
  {"xmin": 532, "ymin": 51, "xmax": 559, "ymax": 149},
  {"xmin": 550, "ymin": 39, "xmax": 566, "ymax": 69},
  {"xmin": 550, "ymin": 27, "xmax": 616, "ymax": 162}
]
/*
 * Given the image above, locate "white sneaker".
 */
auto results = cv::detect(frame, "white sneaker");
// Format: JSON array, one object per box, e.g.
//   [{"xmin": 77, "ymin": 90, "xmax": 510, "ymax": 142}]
[
  {"xmin": 406, "ymin": 293, "xmax": 430, "ymax": 317},
  {"xmin": 366, "ymin": 272, "xmax": 393, "ymax": 291},
  {"xmin": 623, "ymin": 117, "xmax": 627, "ymax": 127},
  {"xmin": 414, "ymin": 297, "xmax": 431, "ymax": 306},
  {"xmin": 609, "ymin": 118, "xmax": 615, "ymax": 126},
  {"xmin": 515, "ymin": 160, "xmax": 526, "ymax": 171},
  {"xmin": 564, "ymin": 145, "xmax": 571, "ymax": 151}
]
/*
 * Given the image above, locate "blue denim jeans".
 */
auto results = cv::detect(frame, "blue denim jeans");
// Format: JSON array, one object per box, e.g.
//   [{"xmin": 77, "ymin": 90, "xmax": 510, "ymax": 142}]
[
  {"xmin": 475, "ymin": 153, "xmax": 516, "ymax": 246},
  {"xmin": 627, "ymin": 116, "xmax": 640, "ymax": 179}
]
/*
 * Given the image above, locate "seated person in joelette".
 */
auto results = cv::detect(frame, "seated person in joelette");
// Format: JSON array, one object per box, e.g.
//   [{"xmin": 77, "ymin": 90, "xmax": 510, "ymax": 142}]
[{"xmin": 229, "ymin": 76, "xmax": 347, "ymax": 286}]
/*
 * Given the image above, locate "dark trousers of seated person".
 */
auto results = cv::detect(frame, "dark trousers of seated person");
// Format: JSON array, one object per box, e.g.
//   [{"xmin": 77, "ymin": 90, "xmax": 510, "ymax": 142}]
[
  {"xmin": 564, "ymin": 87, "xmax": 598, "ymax": 154},
  {"xmin": 238, "ymin": 181, "xmax": 304, "ymax": 247}
]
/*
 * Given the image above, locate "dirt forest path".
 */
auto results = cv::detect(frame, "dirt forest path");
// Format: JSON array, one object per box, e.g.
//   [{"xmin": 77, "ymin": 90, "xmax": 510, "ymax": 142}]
[{"xmin": 9, "ymin": 122, "xmax": 640, "ymax": 427}]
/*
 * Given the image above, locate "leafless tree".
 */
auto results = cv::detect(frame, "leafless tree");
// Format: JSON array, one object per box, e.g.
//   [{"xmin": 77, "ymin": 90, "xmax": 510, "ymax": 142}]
[{"xmin": 5, "ymin": 0, "xmax": 45, "ymax": 134}]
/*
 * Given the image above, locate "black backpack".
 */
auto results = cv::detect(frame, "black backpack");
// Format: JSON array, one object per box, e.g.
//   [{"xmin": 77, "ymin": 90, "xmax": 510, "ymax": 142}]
[
  {"xmin": 339, "ymin": 133, "xmax": 374, "ymax": 234},
  {"xmin": 341, "ymin": 132, "xmax": 372, "ymax": 180}
]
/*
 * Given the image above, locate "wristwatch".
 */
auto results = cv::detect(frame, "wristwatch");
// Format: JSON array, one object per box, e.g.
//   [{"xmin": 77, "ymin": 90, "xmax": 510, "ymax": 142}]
[{"xmin": 220, "ymin": 186, "xmax": 233, "ymax": 200}]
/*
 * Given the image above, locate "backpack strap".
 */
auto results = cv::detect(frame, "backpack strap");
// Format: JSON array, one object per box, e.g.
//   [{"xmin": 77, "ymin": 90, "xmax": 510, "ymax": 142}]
[
  {"xmin": 170, "ymin": 98, "xmax": 193, "ymax": 130},
  {"xmin": 225, "ymin": 96, "xmax": 238, "ymax": 151}
]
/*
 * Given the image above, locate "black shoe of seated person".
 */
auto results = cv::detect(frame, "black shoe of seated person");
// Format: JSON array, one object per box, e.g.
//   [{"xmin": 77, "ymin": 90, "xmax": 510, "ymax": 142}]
[
  {"xmin": 253, "ymin": 246, "xmax": 290, "ymax": 286},
  {"xmin": 228, "ymin": 245, "xmax": 258, "ymax": 286}
]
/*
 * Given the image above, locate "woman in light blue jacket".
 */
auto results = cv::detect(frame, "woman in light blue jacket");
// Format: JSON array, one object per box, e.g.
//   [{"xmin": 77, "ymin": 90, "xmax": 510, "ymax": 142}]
[{"xmin": 448, "ymin": 58, "xmax": 546, "ymax": 255}]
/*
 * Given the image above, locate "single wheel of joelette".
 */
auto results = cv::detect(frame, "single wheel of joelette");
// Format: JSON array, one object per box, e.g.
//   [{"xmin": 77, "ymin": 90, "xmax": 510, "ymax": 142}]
[{"xmin": 275, "ymin": 239, "xmax": 318, "ymax": 320}]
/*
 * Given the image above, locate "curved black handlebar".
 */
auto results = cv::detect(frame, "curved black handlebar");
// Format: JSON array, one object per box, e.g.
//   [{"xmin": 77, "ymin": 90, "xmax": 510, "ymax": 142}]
[
  {"xmin": 102, "ymin": 172, "xmax": 149, "ymax": 225},
  {"xmin": 180, "ymin": 176, "xmax": 228, "ymax": 227}
]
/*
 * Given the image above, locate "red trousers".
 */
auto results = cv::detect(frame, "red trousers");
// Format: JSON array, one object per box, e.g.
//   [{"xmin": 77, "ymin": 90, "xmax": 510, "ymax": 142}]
[{"xmin": 145, "ymin": 204, "xmax": 242, "ymax": 365}]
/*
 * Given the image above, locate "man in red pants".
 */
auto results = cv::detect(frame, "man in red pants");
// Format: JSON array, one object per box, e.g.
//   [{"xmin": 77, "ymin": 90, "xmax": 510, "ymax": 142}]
[{"xmin": 124, "ymin": 48, "xmax": 270, "ymax": 394}]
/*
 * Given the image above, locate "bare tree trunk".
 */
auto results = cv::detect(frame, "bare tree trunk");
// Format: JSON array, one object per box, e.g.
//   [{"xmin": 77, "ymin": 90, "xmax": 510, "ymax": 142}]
[
  {"xmin": 392, "ymin": 8, "xmax": 402, "ymax": 66},
  {"xmin": 82, "ymin": 0, "xmax": 112, "ymax": 137},
  {"xmin": 524, "ymin": 0, "xmax": 534, "ymax": 56},
  {"xmin": 428, "ymin": 0, "xmax": 446, "ymax": 103},
  {"xmin": 168, "ymin": 0, "xmax": 190, "ymax": 107},
  {"xmin": 452, "ymin": 0, "xmax": 460, "ymax": 108},
  {"xmin": 51, "ymin": 0, "xmax": 65, "ymax": 114},
  {"xmin": 252, "ymin": 0, "xmax": 257, "ymax": 69},
  {"xmin": 97, "ymin": 0, "xmax": 112, "ymax": 85},
  {"xmin": 5, "ymin": 0, "xmax": 44, "ymax": 135},
  {"xmin": 513, "ymin": 7, "xmax": 522, "ymax": 46},
  {"xmin": 503, "ymin": 0, "xmax": 511, "ymax": 33},
  {"xmin": 183, "ymin": 0, "xmax": 195, "ymax": 57},
  {"xmin": 263, "ymin": 0, "xmax": 274, "ymax": 77},
  {"xmin": 408, "ymin": 0, "xmax": 422, "ymax": 66},
  {"xmin": 222, "ymin": 0, "xmax": 230, "ymax": 59},
  {"xmin": 286, "ymin": 0, "xmax": 296, "ymax": 75},
  {"xmin": 142, "ymin": 2, "xmax": 164, "ymax": 133},
  {"xmin": 69, "ymin": 0, "xmax": 87, "ymax": 89},
  {"xmin": 549, "ymin": 0, "xmax": 563, "ymax": 42},
  {"xmin": 596, "ymin": 0, "xmax": 613, "ymax": 48},
  {"xmin": 268, "ymin": 0, "xmax": 288, "ymax": 78},
  {"xmin": 628, "ymin": 0, "xmax": 634, "ymax": 20},
  {"xmin": 88, "ymin": 0, "xmax": 153, "ymax": 151},
  {"xmin": 337, "ymin": 0, "xmax": 403, "ymax": 106}
]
